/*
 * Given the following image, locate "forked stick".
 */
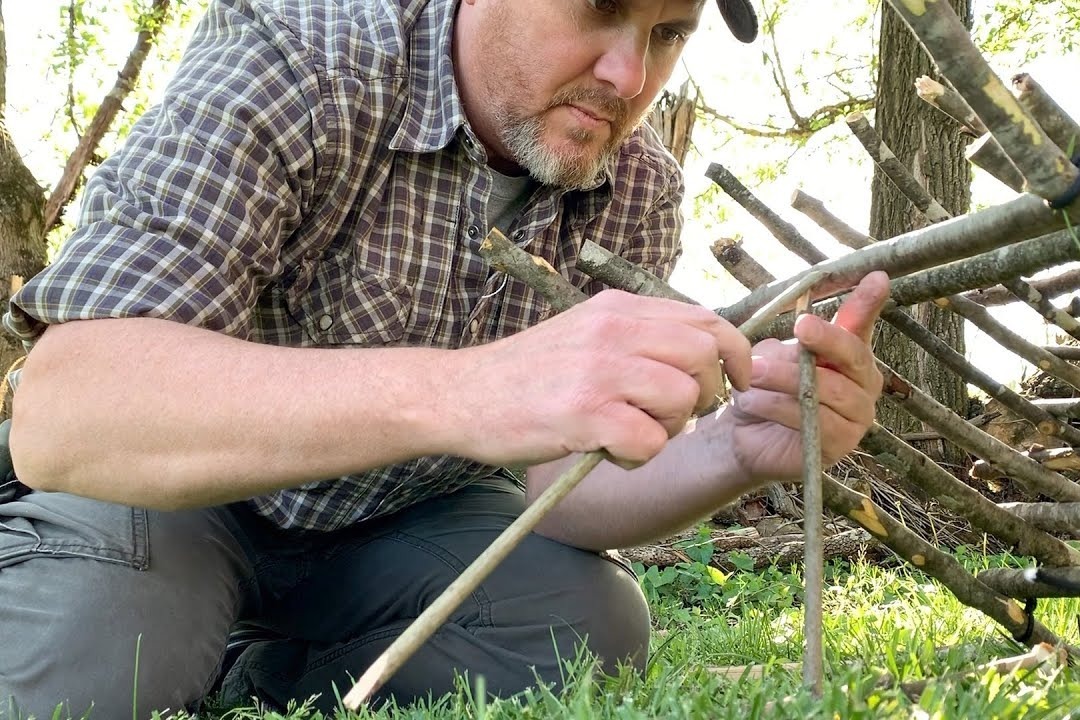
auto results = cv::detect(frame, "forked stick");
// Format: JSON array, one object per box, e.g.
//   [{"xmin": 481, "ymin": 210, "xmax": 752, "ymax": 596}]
[{"xmin": 341, "ymin": 236, "xmax": 827, "ymax": 709}]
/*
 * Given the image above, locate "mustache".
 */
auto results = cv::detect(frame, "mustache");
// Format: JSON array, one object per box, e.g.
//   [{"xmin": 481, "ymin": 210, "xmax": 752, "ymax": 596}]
[{"xmin": 548, "ymin": 88, "xmax": 630, "ymax": 127}]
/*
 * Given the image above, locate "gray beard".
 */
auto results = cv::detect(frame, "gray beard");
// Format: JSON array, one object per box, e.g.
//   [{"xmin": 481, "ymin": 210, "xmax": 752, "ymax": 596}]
[{"xmin": 497, "ymin": 113, "xmax": 616, "ymax": 191}]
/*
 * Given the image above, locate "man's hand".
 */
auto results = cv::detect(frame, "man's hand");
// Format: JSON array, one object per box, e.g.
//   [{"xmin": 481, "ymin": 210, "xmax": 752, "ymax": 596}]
[
  {"xmin": 727, "ymin": 271, "xmax": 890, "ymax": 483},
  {"xmin": 450, "ymin": 289, "xmax": 753, "ymax": 468}
]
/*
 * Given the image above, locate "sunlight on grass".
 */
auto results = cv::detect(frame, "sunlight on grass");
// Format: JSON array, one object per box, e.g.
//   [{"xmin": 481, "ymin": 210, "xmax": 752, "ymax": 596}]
[{"xmin": 21, "ymin": 552, "xmax": 1080, "ymax": 720}]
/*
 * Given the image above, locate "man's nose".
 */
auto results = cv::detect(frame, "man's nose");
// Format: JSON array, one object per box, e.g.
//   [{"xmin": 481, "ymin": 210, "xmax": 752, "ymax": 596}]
[{"xmin": 592, "ymin": 33, "xmax": 648, "ymax": 100}]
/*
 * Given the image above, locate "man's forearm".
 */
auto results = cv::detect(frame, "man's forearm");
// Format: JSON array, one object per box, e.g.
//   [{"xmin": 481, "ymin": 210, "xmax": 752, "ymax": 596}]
[
  {"xmin": 10, "ymin": 318, "xmax": 469, "ymax": 509},
  {"xmin": 525, "ymin": 410, "xmax": 768, "ymax": 551}
]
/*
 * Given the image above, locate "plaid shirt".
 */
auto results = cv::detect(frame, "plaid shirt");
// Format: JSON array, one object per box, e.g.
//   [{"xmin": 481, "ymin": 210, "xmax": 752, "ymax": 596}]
[{"xmin": 6, "ymin": 0, "xmax": 684, "ymax": 531}]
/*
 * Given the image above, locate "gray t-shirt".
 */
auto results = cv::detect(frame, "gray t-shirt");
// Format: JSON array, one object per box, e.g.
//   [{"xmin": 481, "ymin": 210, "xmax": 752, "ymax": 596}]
[{"xmin": 488, "ymin": 168, "xmax": 536, "ymax": 234}]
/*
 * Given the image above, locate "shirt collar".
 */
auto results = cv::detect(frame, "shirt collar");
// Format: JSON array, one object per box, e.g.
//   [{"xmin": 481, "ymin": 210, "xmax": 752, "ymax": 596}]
[{"xmin": 389, "ymin": 0, "xmax": 467, "ymax": 153}]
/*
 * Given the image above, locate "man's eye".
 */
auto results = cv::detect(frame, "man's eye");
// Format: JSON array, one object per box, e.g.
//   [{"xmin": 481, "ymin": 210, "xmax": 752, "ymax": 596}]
[
  {"xmin": 656, "ymin": 27, "xmax": 687, "ymax": 45},
  {"xmin": 587, "ymin": 0, "xmax": 618, "ymax": 14}
]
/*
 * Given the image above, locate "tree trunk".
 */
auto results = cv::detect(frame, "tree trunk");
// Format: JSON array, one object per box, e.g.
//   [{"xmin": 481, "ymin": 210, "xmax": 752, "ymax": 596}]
[
  {"xmin": 0, "ymin": 2, "xmax": 48, "ymax": 410},
  {"xmin": 869, "ymin": 0, "xmax": 972, "ymax": 470}
]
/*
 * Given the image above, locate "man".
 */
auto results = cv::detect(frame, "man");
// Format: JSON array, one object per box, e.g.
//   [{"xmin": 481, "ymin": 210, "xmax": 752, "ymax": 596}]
[{"xmin": 0, "ymin": 0, "xmax": 887, "ymax": 716}]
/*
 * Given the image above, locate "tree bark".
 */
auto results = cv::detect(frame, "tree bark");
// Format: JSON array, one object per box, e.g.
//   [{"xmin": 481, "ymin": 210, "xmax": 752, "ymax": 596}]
[
  {"xmin": 0, "ymin": 3, "xmax": 47, "ymax": 391},
  {"xmin": 869, "ymin": 0, "xmax": 972, "ymax": 468}
]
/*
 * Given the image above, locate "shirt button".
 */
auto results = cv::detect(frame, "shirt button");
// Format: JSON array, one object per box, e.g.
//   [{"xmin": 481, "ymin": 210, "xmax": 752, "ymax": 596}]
[
  {"xmin": 467, "ymin": 225, "xmax": 479, "ymax": 238},
  {"xmin": 469, "ymin": 318, "xmax": 481, "ymax": 334},
  {"xmin": 512, "ymin": 229, "xmax": 525, "ymax": 241},
  {"xmin": 318, "ymin": 315, "xmax": 334, "ymax": 331}
]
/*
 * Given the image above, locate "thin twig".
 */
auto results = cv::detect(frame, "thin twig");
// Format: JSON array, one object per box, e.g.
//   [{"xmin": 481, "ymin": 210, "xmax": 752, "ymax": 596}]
[{"xmin": 797, "ymin": 290, "xmax": 824, "ymax": 697}]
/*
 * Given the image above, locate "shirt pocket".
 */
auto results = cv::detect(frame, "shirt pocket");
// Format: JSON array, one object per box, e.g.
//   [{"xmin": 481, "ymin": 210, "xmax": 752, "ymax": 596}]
[
  {"xmin": 293, "ymin": 257, "xmax": 413, "ymax": 346},
  {"xmin": 0, "ymin": 493, "xmax": 149, "ymax": 570}
]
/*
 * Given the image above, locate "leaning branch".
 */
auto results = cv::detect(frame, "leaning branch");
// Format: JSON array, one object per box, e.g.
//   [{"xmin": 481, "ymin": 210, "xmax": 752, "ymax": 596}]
[
  {"xmin": 845, "ymin": 112, "xmax": 951, "ymax": 222},
  {"xmin": 705, "ymin": 163, "xmax": 828, "ymax": 264},
  {"xmin": 1012, "ymin": 73, "xmax": 1080, "ymax": 157},
  {"xmin": 717, "ymin": 193, "xmax": 1077, "ymax": 328},
  {"xmin": 913, "ymin": 75, "xmax": 1025, "ymax": 191},
  {"xmin": 789, "ymin": 189, "xmax": 873, "ymax": 249},
  {"xmin": 965, "ymin": 267, "xmax": 1080, "ymax": 308},
  {"xmin": 823, "ymin": 475, "xmax": 1065, "ymax": 649}
]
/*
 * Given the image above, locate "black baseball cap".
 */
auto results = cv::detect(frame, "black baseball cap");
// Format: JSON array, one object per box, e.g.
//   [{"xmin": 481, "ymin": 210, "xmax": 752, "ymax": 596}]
[{"xmin": 717, "ymin": 0, "xmax": 758, "ymax": 43}]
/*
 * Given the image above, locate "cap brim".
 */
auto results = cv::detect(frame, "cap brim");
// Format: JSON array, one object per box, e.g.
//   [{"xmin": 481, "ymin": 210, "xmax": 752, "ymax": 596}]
[{"xmin": 717, "ymin": 0, "xmax": 758, "ymax": 43}]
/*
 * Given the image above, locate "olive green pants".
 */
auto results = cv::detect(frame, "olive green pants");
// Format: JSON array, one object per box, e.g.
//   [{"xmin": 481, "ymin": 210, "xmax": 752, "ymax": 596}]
[{"xmin": 0, "ymin": 476, "xmax": 649, "ymax": 718}]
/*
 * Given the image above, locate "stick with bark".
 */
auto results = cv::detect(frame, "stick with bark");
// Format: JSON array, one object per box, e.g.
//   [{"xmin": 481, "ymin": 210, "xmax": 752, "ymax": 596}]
[
  {"xmin": 845, "ymin": 112, "xmax": 951, "ymax": 222},
  {"xmin": 705, "ymin": 163, "xmax": 827, "ymax": 264},
  {"xmin": 717, "ymin": 192, "xmax": 1077, "ymax": 329},
  {"xmin": 743, "ymin": 228, "xmax": 1080, "ymax": 342},
  {"xmin": 789, "ymin": 189, "xmax": 873, "ymax": 249},
  {"xmin": 711, "ymin": 238, "xmax": 775, "ymax": 289},
  {"xmin": 823, "ymin": 474, "xmax": 1067, "ymax": 650},
  {"xmin": 994, "ymin": 502, "xmax": 1080, "ymax": 539},
  {"xmin": 1013, "ymin": 73, "xmax": 1080, "ymax": 157},
  {"xmin": 883, "ymin": 0, "xmax": 1078, "ymax": 201},
  {"xmin": 341, "ymin": 231, "xmax": 823, "ymax": 708},
  {"xmin": 978, "ymin": 567, "xmax": 1080, "ymax": 599},
  {"xmin": 891, "ymin": 643, "xmax": 1066, "ymax": 699},
  {"xmin": 967, "ymin": 268, "xmax": 1080, "ymax": 309},
  {"xmin": 798, "ymin": 290, "xmax": 824, "ymax": 697}
]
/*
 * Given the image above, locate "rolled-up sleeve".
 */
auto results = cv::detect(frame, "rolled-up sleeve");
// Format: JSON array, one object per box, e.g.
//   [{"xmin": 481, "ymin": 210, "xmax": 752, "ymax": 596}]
[{"xmin": 6, "ymin": 0, "xmax": 326, "ymax": 344}]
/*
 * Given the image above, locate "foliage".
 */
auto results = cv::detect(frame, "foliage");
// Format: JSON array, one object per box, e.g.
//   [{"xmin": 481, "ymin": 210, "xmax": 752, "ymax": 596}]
[{"xmin": 976, "ymin": 0, "xmax": 1080, "ymax": 61}]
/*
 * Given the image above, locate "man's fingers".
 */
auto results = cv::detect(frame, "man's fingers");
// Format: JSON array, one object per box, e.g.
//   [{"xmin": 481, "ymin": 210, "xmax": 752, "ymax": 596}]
[
  {"xmin": 590, "ymin": 290, "xmax": 753, "ymax": 392},
  {"xmin": 829, "ymin": 271, "xmax": 891, "ymax": 344}
]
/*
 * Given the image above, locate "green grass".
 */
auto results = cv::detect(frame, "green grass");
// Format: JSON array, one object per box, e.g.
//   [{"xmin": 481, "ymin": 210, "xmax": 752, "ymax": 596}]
[{"xmin": 19, "ymin": 549, "xmax": 1080, "ymax": 720}]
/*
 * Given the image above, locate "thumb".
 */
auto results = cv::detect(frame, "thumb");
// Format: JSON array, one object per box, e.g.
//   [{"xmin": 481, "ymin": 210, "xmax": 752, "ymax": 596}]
[{"xmin": 831, "ymin": 271, "xmax": 890, "ymax": 343}]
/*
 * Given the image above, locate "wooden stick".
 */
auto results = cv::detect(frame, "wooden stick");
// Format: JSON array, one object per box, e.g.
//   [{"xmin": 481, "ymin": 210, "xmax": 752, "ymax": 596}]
[
  {"xmin": 967, "ymin": 134, "xmax": 1026, "ymax": 192},
  {"xmin": 894, "ymin": 643, "xmax": 1066, "ymax": 699},
  {"xmin": 706, "ymin": 163, "xmax": 828, "ymax": 264},
  {"xmin": 342, "ymin": 234, "xmax": 824, "ymax": 708},
  {"xmin": 914, "ymin": 75, "xmax": 988, "ymax": 137},
  {"xmin": 966, "ymin": 268, "xmax": 1080, "ymax": 308},
  {"xmin": 719, "ymin": 192, "xmax": 1076, "ymax": 329},
  {"xmin": 789, "ymin": 189, "xmax": 873, "ymax": 249},
  {"xmin": 978, "ymin": 566, "xmax": 1080, "ymax": 599},
  {"xmin": 1013, "ymin": 73, "xmax": 1080, "ymax": 157},
  {"xmin": 845, "ymin": 112, "xmax": 951, "ymax": 223},
  {"xmin": 823, "ymin": 475, "xmax": 1068, "ymax": 651},
  {"xmin": 797, "ymin": 291, "xmax": 824, "ymax": 697},
  {"xmin": 710, "ymin": 238, "xmax": 774, "ymax": 289},
  {"xmin": 341, "ymin": 452, "xmax": 604, "ymax": 709}
]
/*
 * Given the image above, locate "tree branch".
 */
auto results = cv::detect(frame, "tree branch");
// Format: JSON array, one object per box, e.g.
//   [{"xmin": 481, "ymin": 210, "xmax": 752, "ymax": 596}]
[{"xmin": 44, "ymin": 0, "xmax": 172, "ymax": 231}]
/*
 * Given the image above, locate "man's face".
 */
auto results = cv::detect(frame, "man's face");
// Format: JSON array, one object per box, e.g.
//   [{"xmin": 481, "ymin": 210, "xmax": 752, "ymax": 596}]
[{"xmin": 455, "ymin": 0, "xmax": 704, "ymax": 189}]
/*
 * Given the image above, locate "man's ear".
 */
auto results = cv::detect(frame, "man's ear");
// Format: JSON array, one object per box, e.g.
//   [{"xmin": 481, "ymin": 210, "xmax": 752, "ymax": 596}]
[{"xmin": 716, "ymin": 0, "xmax": 758, "ymax": 43}]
